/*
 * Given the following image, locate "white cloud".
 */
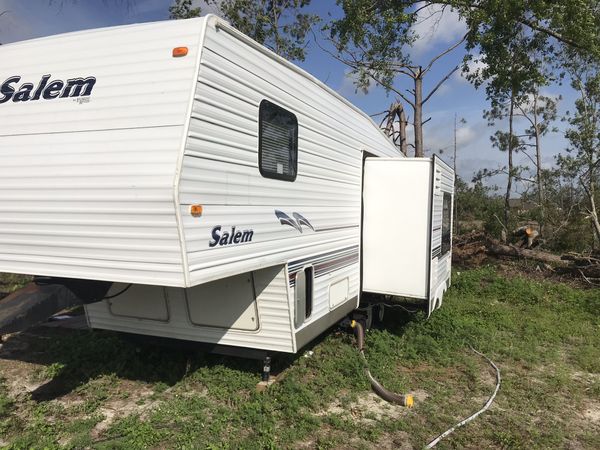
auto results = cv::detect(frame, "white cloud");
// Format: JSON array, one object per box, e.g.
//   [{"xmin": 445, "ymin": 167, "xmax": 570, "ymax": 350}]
[
  {"xmin": 456, "ymin": 125, "xmax": 476, "ymax": 146},
  {"xmin": 410, "ymin": 5, "xmax": 467, "ymax": 57},
  {"xmin": 337, "ymin": 69, "xmax": 367, "ymax": 98}
]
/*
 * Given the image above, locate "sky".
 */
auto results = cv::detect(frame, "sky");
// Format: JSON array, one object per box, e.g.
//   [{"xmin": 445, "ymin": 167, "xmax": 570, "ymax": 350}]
[{"xmin": 0, "ymin": 0, "xmax": 578, "ymax": 192}]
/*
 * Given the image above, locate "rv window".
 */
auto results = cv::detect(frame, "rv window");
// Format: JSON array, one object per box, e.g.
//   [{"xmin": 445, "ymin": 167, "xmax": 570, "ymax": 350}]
[
  {"xmin": 441, "ymin": 192, "xmax": 452, "ymax": 255},
  {"xmin": 259, "ymin": 100, "xmax": 298, "ymax": 181}
]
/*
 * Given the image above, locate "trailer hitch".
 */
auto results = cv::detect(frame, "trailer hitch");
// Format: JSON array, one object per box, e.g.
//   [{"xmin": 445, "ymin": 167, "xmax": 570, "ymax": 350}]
[{"xmin": 0, "ymin": 278, "xmax": 111, "ymax": 336}]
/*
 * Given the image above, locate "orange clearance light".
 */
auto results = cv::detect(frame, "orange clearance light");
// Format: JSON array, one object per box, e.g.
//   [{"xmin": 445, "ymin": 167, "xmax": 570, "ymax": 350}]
[
  {"xmin": 172, "ymin": 47, "xmax": 188, "ymax": 57},
  {"xmin": 190, "ymin": 204, "xmax": 203, "ymax": 217}
]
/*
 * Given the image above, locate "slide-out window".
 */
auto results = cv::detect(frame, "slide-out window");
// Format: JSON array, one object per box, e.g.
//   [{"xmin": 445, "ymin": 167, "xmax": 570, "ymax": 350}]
[
  {"xmin": 441, "ymin": 192, "xmax": 452, "ymax": 255},
  {"xmin": 259, "ymin": 99, "xmax": 298, "ymax": 181}
]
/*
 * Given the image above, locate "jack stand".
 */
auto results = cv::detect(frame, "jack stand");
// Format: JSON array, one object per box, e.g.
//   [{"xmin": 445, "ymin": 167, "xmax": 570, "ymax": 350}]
[
  {"xmin": 256, "ymin": 355, "xmax": 276, "ymax": 392},
  {"xmin": 262, "ymin": 356, "xmax": 271, "ymax": 382}
]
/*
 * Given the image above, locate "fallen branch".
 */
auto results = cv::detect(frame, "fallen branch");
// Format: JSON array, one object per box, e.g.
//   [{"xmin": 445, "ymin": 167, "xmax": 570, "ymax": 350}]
[{"xmin": 453, "ymin": 231, "xmax": 600, "ymax": 281}]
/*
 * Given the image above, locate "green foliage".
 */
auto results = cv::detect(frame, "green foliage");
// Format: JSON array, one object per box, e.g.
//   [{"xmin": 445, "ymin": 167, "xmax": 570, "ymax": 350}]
[
  {"xmin": 556, "ymin": 56, "xmax": 600, "ymax": 244},
  {"xmin": 327, "ymin": 0, "xmax": 417, "ymax": 93},
  {"xmin": 0, "ymin": 273, "xmax": 31, "ymax": 294},
  {"xmin": 331, "ymin": 1, "xmax": 600, "ymax": 91},
  {"xmin": 169, "ymin": 0, "xmax": 319, "ymax": 61},
  {"xmin": 454, "ymin": 177, "xmax": 504, "ymax": 235}
]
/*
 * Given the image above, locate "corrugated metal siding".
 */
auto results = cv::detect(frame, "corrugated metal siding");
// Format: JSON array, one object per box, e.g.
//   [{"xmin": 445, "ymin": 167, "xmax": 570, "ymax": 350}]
[
  {"xmin": 0, "ymin": 127, "xmax": 186, "ymax": 285},
  {"xmin": 86, "ymin": 265, "xmax": 295, "ymax": 353},
  {"xmin": 0, "ymin": 19, "xmax": 205, "ymax": 285},
  {"xmin": 179, "ymin": 20, "xmax": 400, "ymax": 290}
]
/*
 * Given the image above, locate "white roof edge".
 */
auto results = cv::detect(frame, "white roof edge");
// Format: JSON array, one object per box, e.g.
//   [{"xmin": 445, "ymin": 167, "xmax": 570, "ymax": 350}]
[
  {"xmin": 1, "ymin": 16, "xmax": 206, "ymax": 47},
  {"xmin": 3, "ymin": 14, "xmax": 399, "ymax": 154},
  {"xmin": 205, "ymin": 14, "xmax": 400, "ymax": 154}
]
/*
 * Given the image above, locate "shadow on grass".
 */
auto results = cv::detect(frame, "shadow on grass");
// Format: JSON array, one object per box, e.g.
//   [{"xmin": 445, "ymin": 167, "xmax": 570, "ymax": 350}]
[
  {"xmin": 0, "ymin": 326, "xmax": 310, "ymax": 402},
  {"xmin": 0, "ymin": 295, "xmax": 423, "ymax": 403}
]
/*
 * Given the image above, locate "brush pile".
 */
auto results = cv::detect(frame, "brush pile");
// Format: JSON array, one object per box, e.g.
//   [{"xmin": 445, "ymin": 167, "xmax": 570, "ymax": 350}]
[{"xmin": 453, "ymin": 231, "xmax": 600, "ymax": 284}]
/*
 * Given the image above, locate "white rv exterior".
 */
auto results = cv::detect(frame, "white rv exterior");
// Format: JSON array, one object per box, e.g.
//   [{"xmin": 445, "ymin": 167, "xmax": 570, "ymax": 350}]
[{"xmin": 0, "ymin": 16, "xmax": 453, "ymax": 354}]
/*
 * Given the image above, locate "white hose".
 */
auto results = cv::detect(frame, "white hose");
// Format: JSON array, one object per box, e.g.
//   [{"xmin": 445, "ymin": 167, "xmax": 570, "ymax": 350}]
[{"xmin": 424, "ymin": 346, "xmax": 501, "ymax": 449}]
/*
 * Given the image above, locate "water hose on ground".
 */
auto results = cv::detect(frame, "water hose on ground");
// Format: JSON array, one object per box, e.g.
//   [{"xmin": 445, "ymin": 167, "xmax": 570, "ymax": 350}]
[
  {"xmin": 350, "ymin": 320, "xmax": 414, "ymax": 407},
  {"xmin": 424, "ymin": 346, "xmax": 501, "ymax": 448}
]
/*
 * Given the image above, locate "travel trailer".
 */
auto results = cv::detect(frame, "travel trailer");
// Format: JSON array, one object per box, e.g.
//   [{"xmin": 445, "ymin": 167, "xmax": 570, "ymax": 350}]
[{"xmin": 0, "ymin": 16, "xmax": 454, "ymax": 355}]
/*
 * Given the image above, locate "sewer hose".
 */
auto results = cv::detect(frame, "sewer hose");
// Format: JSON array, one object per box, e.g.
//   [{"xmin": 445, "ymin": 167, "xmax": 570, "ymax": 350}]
[{"xmin": 350, "ymin": 320, "xmax": 414, "ymax": 407}]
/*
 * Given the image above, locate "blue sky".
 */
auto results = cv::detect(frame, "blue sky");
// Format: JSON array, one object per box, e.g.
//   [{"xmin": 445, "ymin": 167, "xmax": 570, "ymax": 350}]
[{"xmin": 0, "ymin": 0, "xmax": 576, "ymax": 191}]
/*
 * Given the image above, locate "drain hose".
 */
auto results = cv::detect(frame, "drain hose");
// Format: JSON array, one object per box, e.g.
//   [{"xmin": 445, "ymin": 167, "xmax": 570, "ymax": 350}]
[{"xmin": 350, "ymin": 320, "xmax": 414, "ymax": 407}]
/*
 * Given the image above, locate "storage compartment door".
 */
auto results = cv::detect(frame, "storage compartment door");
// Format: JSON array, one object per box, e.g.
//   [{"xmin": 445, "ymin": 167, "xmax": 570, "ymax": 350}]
[{"xmin": 362, "ymin": 158, "xmax": 431, "ymax": 299}]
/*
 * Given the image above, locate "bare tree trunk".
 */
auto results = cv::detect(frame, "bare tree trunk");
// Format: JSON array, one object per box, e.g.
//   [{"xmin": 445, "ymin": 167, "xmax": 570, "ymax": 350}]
[
  {"xmin": 398, "ymin": 105, "xmax": 408, "ymax": 156},
  {"xmin": 383, "ymin": 102, "xmax": 408, "ymax": 156},
  {"xmin": 453, "ymin": 113, "xmax": 458, "ymax": 235},
  {"xmin": 582, "ymin": 176, "xmax": 600, "ymax": 245},
  {"xmin": 414, "ymin": 69, "xmax": 424, "ymax": 157},
  {"xmin": 504, "ymin": 90, "xmax": 515, "ymax": 227},
  {"xmin": 532, "ymin": 93, "xmax": 545, "ymax": 234}
]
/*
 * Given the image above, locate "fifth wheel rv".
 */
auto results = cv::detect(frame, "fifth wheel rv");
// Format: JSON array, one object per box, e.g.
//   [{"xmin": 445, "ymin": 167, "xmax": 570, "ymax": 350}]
[{"xmin": 0, "ymin": 15, "xmax": 454, "ymax": 355}]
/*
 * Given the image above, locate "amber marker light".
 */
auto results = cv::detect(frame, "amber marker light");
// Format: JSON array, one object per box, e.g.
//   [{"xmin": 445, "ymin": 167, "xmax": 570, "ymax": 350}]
[
  {"xmin": 190, "ymin": 204, "xmax": 203, "ymax": 217},
  {"xmin": 172, "ymin": 47, "xmax": 189, "ymax": 57}
]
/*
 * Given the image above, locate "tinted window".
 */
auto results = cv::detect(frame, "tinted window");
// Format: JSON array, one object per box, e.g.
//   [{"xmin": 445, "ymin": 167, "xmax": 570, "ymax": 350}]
[
  {"xmin": 259, "ymin": 100, "xmax": 298, "ymax": 181},
  {"xmin": 441, "ymin": 192, "xmax": 452, "ymax": 255}
]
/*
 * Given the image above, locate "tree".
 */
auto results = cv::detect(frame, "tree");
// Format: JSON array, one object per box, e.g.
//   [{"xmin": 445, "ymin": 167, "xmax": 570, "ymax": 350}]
[
  {"xmin": 559, "ymin": 57, "xmax": 600, "ymax": 246},
  {"xmin": 515, "ymin": 90, "xmax": 559, "ymax": 231},
  {"xmin": 328, "ymin": 1, "xmax": 600, "ymax": 156},
  {"xmin": 454, "ymin": 176, "xmax": 504, "ymax": 236},
  {"xmin": 169, "ymin": 0, "xmax": 318, "ymax": 61},
  {"xmin": 375, "ymin": 101, "xmax": 409, "ymax": 155},
  {"xmin": 328, "ymin": 3, "xmax": 465, "ymax": 156}
]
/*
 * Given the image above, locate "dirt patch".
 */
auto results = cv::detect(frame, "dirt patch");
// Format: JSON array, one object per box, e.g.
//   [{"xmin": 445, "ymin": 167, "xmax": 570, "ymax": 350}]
[
  {"xmin": 318, "ymin": 390, "xmax": 428, "ymax": 425},
  {"xmin": 0, "ymin": 338, "xmax": 47, "ymax": 400},
  {"xmin": 581, "ymin": 401, "xmax": 600, "ymax": 427},
  {"xmin": 89, "ymin": 382, "xmax": 159, "ymax": 439},
  {"xmin": 373, "ymin": 431, "xmax": 413, "ymax": 450}
]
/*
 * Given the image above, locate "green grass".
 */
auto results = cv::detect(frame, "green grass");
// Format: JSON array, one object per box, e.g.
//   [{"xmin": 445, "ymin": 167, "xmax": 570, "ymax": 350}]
[
  {"xmin": 0, "ymin": 273, "xmax": 30, "ymax": 295},
  {"xmin": 0, "ymin": 266, "xmax": 598, "ymax": 449}
]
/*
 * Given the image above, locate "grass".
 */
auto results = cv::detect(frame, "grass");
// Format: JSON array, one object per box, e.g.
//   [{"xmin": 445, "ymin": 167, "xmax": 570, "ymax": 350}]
[
  {"xmin": 0, "ymin": 265, "xmax": 598, "ymax": 449},
  {"xmin": 0, "ymin": 273, "xmax": 30, "ymax": 295}
]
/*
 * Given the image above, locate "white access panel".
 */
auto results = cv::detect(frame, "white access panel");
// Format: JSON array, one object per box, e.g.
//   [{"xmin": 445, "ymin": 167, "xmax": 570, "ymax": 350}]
[{"xmin": 362, "ymin": 158, "xmax": 433, "ymax": 298}]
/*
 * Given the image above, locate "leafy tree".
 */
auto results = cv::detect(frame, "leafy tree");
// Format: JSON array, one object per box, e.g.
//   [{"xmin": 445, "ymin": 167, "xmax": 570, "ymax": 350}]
[
  {"xmin": 169, "ymin": 0, "xmax": 318, "ymax": 61},
  {"xmin": 328, "ymin": 3, "xmax": 465, "ymax": 156},
  {"xmin": 515, "ymin": 90, "xmax": 559, "ymax": 230},
  {"xmin": 558, "ymin": 56, "xmax": 600, "ymax": 245},
  {"xmin": 328, "ymin": 1, "xmax": 600, "ymax": 157},
  {"xmin": 454, "ymin": 177, "xmax": 503, "ymax": 235}
]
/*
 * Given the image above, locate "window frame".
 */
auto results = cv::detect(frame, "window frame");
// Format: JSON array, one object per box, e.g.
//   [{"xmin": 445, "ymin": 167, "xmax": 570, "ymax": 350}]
[{"xmin": 258, "ymin": 99, "xmax": 298, "ymax": 182}]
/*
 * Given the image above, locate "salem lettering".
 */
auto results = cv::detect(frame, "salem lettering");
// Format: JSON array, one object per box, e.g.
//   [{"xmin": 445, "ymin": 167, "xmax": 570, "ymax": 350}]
[
  {"xmin": 209, "ymin": 226, "xmax": 254, "ymax": 248},
  {"xmin": 0, "ymin": 75, "xmax": 96, "ymax": 104}
]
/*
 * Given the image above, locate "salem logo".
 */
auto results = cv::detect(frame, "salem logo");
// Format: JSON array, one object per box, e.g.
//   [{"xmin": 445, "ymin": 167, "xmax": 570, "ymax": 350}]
[
  {"xmin": 0, "ymin": 75, "xmax": 96, "ymax": 104},
  {"xmin": 209, "ymin": 226, "xmax": 254, "ymax": 248},
  {"xmin": 275, "ymin": 210, "xmax": 314, "ymax": 233}
]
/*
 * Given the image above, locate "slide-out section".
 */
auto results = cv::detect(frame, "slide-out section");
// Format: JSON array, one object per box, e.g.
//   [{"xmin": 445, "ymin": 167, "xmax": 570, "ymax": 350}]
[{"xmin": 362, "ymin": 157, "xmax": 453, "ymax": 315}]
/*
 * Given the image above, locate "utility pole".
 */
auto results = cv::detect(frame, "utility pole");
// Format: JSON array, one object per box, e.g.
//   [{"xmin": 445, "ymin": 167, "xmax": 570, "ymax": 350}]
[{"xmin": 453, "ymin": 113, "xmax": 458, "ymax": 235}]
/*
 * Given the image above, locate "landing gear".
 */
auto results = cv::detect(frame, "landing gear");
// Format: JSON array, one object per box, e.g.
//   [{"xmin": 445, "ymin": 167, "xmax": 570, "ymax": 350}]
[{"xmin": 262, "ymin": 356, "xmax": 271, "ymax": 382}]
